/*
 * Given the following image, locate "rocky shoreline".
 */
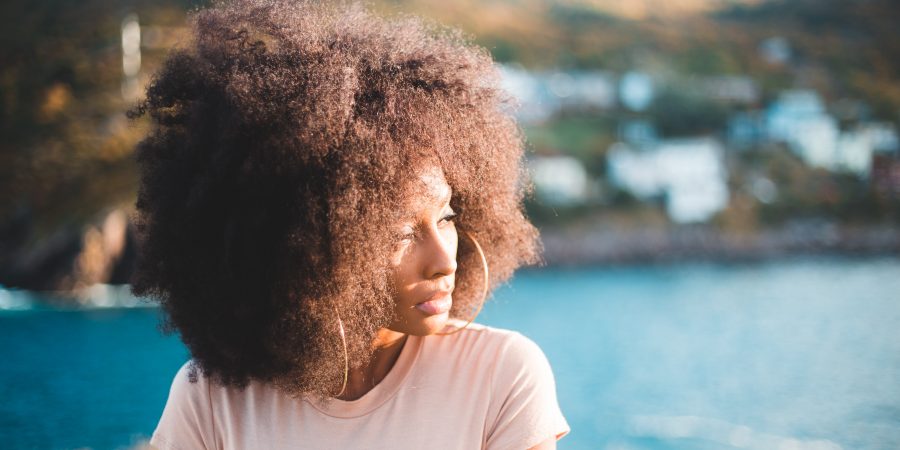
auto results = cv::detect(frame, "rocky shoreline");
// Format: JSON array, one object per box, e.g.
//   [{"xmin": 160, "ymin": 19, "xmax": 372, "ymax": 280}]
[{"xmin": 539, "ymin": 223, "xmax": 900, "ymax": 266}]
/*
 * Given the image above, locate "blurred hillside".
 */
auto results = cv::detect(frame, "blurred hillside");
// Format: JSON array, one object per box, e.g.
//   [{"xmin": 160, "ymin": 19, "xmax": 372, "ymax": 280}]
[
  {"xmin": 381, "ymin": 0, "xmax": 899, "ymax": 115},
  {"xmin": 0, "ymin": 0, "xmax": 191, "ymax": 292},
  {"xmin": 1, "ymin": 0, "xmax": 899, "ymax": 294}
]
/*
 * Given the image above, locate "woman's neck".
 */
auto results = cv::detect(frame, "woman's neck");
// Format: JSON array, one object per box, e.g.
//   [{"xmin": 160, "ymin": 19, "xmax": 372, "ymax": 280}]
[{"xmin": 336, "ymin": 328, "xmax": 408, "ymax": 401}]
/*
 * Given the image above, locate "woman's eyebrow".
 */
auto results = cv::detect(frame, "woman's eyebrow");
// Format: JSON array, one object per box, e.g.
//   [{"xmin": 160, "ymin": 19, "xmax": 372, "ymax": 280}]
[{"xmin": 417, "ymin": 185, "xmax": 451, "ymax": 206}]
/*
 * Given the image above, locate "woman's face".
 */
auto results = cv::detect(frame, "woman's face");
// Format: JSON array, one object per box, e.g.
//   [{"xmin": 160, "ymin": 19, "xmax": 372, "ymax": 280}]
[{"xmin": 387, "ymin": 166, "xmax": 458, "ymax": 336}]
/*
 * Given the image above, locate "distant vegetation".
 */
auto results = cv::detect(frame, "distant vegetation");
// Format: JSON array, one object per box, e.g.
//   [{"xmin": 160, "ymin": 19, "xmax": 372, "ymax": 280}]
[{"xmin": 1, "ymin": 0, "xmax": 898, "ymax": 283}]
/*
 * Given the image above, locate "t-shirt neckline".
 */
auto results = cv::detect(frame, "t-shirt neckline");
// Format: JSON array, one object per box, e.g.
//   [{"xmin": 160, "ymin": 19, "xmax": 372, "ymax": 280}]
[{"xmin": 303, "ymin": 333, "xmax": 422, "ymax": 418}]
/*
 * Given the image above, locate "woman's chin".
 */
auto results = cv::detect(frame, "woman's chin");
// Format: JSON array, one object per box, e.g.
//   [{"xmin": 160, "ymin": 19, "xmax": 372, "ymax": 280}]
[
  {"xmin": 418, "ymin": 311, "xmax": 451, "ymax": 335},
  {"xmin": 390, "ymin": 311, "xmax": 451, "ymax": 336}
]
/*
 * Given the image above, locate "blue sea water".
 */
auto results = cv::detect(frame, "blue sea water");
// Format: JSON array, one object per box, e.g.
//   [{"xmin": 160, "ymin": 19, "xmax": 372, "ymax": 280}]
[{"xmin": 1, "ymin": 257, "xmax": 899, "ymax": 450}]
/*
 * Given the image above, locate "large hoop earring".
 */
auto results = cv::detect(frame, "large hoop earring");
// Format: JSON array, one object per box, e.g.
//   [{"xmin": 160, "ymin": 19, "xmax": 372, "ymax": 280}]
[
  {"xmin": 437, "ymin": 230, "xmax": 489, "ymax": 336},
  {"xmin": 332, "ymin": 309, "xmax": 349, "ymax": 398}
]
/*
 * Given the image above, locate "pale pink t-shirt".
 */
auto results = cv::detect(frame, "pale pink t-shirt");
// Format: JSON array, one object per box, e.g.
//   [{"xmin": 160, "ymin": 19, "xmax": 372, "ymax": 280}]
[{"xmin": 149, "ymin": 323, "xmax": 569, "ymax": 450}]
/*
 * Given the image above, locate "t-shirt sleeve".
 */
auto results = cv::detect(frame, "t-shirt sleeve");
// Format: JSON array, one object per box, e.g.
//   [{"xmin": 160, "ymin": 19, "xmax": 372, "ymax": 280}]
[
  {"xmin": 485, "ymin": 332, "xmax": 570, "ymax": 450},
  {"xmin": 149, "ymin": 360, "xmax": 217, "ymax": 450}
]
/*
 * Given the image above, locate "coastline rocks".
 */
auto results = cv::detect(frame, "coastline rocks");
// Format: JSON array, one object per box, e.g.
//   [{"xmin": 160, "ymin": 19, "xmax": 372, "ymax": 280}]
[
  {"xmin": 0, "ymin": 207, "xmax": 136, "ymax": 304},
  {"xmin": 539, "ymin": 222, "xmax": 900, "ymax": 266}
]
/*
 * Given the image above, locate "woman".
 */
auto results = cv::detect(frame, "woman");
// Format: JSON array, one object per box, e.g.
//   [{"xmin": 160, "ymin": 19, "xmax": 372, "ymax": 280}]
[{"xmin": 132, "ymin": 0, "xmax": 569, "ymax": 448}]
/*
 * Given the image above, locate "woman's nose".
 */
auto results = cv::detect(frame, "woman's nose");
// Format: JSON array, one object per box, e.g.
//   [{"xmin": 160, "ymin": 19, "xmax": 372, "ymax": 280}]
[{"xmin": 421, "ymin": 225, "xmax": 458, "ymax": 280}]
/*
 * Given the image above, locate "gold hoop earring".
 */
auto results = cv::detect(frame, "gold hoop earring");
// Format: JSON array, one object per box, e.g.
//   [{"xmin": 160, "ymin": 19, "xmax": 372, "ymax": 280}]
[
  {"xmin": 437, "ymin": 230, "xmax": 489, "ymax": 336},
  {"xmin": 332, "ymin": 309, "xmax": 349, "ymax": 398}
]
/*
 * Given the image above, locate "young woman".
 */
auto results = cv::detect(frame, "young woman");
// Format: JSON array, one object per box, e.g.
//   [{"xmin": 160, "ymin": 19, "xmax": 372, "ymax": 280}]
[{"xmin": 131, "ymin": 1, "xmax": 569, "ymax": 448}]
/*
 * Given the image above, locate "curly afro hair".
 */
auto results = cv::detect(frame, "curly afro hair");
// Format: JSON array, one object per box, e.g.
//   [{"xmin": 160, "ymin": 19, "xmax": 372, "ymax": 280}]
[{"xmin": 129, "ymin": 0, "xmax": 540, "ymax": 397}]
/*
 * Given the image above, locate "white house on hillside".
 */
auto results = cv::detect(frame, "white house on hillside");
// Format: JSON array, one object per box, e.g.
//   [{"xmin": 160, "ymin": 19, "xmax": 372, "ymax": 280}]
[
  {"xmin": 619, "ymin": 71, "xmax": 654, "ymax": 112},
  {"xmin": 766, "ymin": 90, "xmax": 898, "ymax": 177},
  {"xmin": 607, "ymin": 138, "xmax": 729, "ymax": 223},
  {"xmin": 528, "ymin": 155, "xmax": 590, "ymax": 206},
  {"xmin": 499, "ymin": 64, "xmax": 616, "ymax": 124},
  {"xmin": 835, "ymin": 123, "xmax": 900, "ymax": 177},
  {"xmin": 766, "ymin": 90, "xmax": 840, "ymax": 169}
]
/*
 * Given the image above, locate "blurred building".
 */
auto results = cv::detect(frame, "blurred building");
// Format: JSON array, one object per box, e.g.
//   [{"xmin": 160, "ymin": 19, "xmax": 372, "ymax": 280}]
[
  {"xmin": 696, "ymin": 75, "xmax": 759, "ymax": 104},
  {"xmin": 499, "ymin": 64, "xmax": 616, "ymax": 124},
  {"xmin": 837, "ymin": 121, "xmax": 897, "ymax": 178},
  {"xmin": 759, "ymin": 36, "xmax": 791, "ymax": 65},
  {"xmin": 766, "ymin": 90, "xmax": 839, "ymax": 169},
  {"xmin": 619, "ymin": 71, "xmax": 654, "ymax": 112},
  {"xmin": 862, "ymin": 122, "xmax": 900, "ymax": 154},
  {"xmin": 619, "ymin": 119, "xmax": 659, "ymax": 147},
  {"xmin": 869, "ymin": 123, "xmax": 900, "ymax": 196},
  {"xmin": 727, "ymin": 110, "xmax": 766, "ymax": 149},
  {"xmin": 528, "ymin": 155, "xmax": 590, "ymax": 205},
  {"xmin": 548, "ymin": 70, "xmax": 617, "ymax": 111},
  {"xmin": 607, "ymin": 138, "xmax": 729, "ymax": 223},
  {"xmin": 766, "ymin": 90, "xmax": 898, "ymax": 177},
  {"xmin": 836, "ymin": 130, "xmax": 874, "ymax": 176}
]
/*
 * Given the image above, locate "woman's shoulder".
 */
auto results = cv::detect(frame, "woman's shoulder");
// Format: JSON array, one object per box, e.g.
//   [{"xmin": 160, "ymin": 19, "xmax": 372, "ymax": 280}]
[
  {"xmin": 152, "ymin": 359, "xmax": 282, "ymax": 449},
  {"xmin": 151, "ymin": 360, "xmax": 218, "ymax": 450},
  {"xmin": 424, "ymin": 321, "xmax": 553, "ymax": 376},
  {"xmin": 165, "ymin": 360, "xmax": 208, "ymax": 395},
  {"xmin": 437, "ymin": 321, "xmax": 544, "ymax": 352},
  {"xmin": 159, "ymin": 359, "xmax": 254, "ymax": 407},
  {"xmin": 429, "ymin": 322, "xmax": 570, "ymax": 449}
]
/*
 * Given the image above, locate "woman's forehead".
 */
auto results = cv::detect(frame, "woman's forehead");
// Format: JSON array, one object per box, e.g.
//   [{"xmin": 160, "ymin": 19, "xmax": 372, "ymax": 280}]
[
  {"xmin": 419, "ymin": 168, "xmax": 451, "ymax": 200},
  {"xmin": 403, "ymin": 166, "xmax": 451, "ymax": 212}
]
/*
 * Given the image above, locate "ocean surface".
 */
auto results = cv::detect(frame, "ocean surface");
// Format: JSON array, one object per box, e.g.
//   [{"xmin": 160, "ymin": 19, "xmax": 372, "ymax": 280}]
[{"xmin": 1, "ymin": 257, "xmax": 899, "ymax": 450}]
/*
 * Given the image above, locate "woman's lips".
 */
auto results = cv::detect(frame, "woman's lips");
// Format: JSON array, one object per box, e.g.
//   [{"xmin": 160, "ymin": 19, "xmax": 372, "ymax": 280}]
[{"xmin": 415, "ymin": 293, "xmax": 452, "ymax": 315}]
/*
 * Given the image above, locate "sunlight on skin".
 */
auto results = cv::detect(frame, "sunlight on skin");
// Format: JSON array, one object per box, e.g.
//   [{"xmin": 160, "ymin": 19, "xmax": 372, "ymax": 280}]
[{"xmin": 334, "ymin": 165, "xmax": 459, "ymax": 401}]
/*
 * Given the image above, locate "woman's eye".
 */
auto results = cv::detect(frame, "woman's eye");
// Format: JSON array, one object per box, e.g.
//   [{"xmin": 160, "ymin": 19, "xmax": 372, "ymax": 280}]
[
  {"xmin": 397, "ymin": 212, "xmax": 454, "ymax": 244},
  {"xmin": 398, "ymin": 227, "xmax": 416, "ymax": 242}
]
